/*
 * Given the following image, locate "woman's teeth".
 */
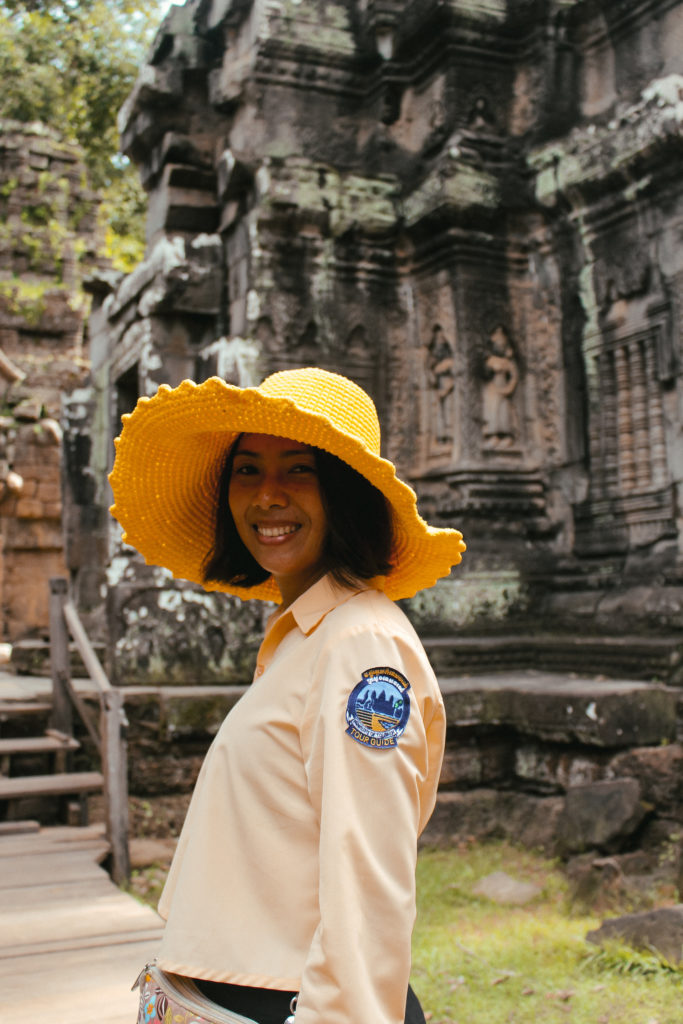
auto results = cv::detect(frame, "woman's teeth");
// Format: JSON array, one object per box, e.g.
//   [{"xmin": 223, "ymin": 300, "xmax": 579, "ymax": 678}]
[{"xmin": 256, "ymin": 524, "xmax": 299, "ymax": 537}]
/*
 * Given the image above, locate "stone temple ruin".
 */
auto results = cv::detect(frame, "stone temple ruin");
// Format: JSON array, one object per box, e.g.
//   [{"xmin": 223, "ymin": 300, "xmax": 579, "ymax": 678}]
[
  {"xmin": 73, "ymin": 0, "xmax": 683, "ymax": 664},
  {"xmin": 46, "ymin": 0, "xmax": 683, "ymax": 857},
  {"xmin": 0, "ymin": 121, "xmax": 103, "ymax": 644}
]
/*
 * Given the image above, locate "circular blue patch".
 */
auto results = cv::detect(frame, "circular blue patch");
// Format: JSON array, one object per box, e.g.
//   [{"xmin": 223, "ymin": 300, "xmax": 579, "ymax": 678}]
[{"xmin": 345, "ymin": 666, "xmax": 411, "ymax": 750}]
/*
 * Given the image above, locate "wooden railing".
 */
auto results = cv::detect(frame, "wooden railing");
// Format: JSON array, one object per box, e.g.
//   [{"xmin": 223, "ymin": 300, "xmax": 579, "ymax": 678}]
[{"xmin": 48, "ymin": 577, "xmax": 130, "ymax": 883}]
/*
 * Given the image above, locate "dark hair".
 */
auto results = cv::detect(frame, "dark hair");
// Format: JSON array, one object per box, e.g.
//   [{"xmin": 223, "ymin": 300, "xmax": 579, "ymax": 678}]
[{"xmin": 202, "ymin": 439, "xmax": 395, "ymax": 591}]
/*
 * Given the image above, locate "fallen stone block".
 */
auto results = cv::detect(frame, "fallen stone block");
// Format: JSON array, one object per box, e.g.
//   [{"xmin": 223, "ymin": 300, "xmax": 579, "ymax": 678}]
[
  {"xmin": 423, "ymin": 788, "xmax": 564, "ymax": 854},
  {"xmin": 472, "ymin": 870, "xmax": 542, "ymax": 905},
  {"xmin": 607, "ymin": 744, "xmax": 683, "ymax": 813},
  {"xmin": 557, "ymin": 778, "xmax": 648, "ymax": 854},
  {"xmin": 587, "ymin": 905, "xmax": 683, "ymax": 966}
]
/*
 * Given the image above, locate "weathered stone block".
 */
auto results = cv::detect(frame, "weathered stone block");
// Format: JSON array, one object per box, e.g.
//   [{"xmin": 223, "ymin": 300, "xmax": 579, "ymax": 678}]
[
  {"xmin": 587, "ymin": 906, "xmax": 683, "ymax": 966},
  {"xmin": 607, "ymin": 744, "xmax": 683, "ymax": 813},
  {"xmin": 158, "ymin": 686, "xmax": 246, "ymax": 741},
  {"xmin": 145, "ymin": 164, "xmax": 219, "ymax": 238},
  {"xmin": 423, "ymin": 788, "xmax": 565, "ymax": 854},
  {"xmin": 440, "ymin": 674, "xmax": 678, "ymax": 747},
  {"xmin": 108, "ymin": 574, "xmax": 269, "ymax": 685},
  {"xmin": 472, "ymin": 871, "xmax": 542, "ymax": 906},
  {"xmin": 514, "ymin": 743, "xmax": 607, "ymax": 792},
  {"xmin": 117, "ymin": 64, "xmax": 184, "ymax": 140},
  {"xmin": 557, "ymin": 779, "xmax": 648, "ymax": 855},
  {"xmin": 440, "ymin": 739, "xmax": 512, "ymax": 788},
  {"xmin": 137, "ymin": 234, "xmax": 224, "ymax": 316},
  {"xmin": 123, "ymin": 684, "xmax": 245, "ymax": 736},
  {"xmin": 14, "ymin": 498, "xmax": 44, "ymax": 519},
  {"xmin": 36, "ymin": 482, "xmax": 60, "ymax": 503},
  {"xmin": 128, "ymin": 752, "xmax": 207, "ymax": 796}
]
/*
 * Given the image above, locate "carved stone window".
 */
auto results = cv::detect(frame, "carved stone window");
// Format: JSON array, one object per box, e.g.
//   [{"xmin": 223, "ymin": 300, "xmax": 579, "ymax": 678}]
[
  {"xmin": 590, "ymin": 332, "xmax": 668, "ymax": 499},
  {"xmin": 575, "ymin": 316, "xmax": 675, "ymax": 555}
]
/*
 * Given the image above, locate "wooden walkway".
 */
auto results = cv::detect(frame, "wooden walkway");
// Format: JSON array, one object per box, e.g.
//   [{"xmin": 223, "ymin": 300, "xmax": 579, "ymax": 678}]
[{"xmin": 0, "ymin": 824, "xmax": 164, "ymax": 1024}]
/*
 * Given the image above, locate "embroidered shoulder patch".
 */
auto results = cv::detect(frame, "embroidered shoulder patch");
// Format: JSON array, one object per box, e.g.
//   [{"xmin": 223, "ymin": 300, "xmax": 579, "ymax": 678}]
[{"xmin": 345, "ymin": 666, "xmax": 411, "ymax": 750}]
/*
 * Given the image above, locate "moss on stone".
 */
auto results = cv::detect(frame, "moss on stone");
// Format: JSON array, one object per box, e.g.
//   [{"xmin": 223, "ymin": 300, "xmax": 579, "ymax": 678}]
[{"xmin": 0, "ymin": 278, "xmax": 55, "ymax": 325}]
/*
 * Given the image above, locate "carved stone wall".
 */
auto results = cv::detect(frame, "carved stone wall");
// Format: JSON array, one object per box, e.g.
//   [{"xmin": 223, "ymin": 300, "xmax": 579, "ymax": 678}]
[
  {"xmin": 0, "ymin": 120, "xmax": 105, "ymax": 641},
  {"xmin": 79, "ymin": 0, "xmax": 683, "ymax": 679}
]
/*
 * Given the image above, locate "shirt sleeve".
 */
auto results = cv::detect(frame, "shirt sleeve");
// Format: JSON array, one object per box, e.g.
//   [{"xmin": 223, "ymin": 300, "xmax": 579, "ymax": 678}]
[{"xmin": 295, "ymin": 621, "xmax": 445, "ymax": 1024}]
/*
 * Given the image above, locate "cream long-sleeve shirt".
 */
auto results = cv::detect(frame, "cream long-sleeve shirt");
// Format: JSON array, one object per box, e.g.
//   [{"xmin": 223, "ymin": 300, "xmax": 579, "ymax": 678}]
[{"xmin": 156, "ymin": 574, "xmax": 446, "ymax": 1024}]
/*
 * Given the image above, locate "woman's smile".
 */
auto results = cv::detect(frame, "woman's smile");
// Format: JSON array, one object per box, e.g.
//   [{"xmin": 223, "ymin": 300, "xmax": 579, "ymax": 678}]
[
  {"xmin": 229, "ymin": 433, "xmax": 329, "ymax": 606},
  {"xmin": 254, "ymin": 522, "xmax": 301, "ymax": 540}
]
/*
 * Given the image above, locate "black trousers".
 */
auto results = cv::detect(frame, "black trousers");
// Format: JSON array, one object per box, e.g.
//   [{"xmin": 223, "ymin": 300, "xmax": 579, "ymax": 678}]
[{"xmin": 194, "ymin": 978, "xmax": 426, "ymax": 1024}]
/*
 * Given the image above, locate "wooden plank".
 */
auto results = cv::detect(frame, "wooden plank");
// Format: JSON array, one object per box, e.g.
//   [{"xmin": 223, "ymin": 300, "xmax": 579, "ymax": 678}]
[
  {"xmin": 0, "ymin": 822, "xmax": 106, "ymax": 851},
  {"xmin": 0, "ymin": 701, "xmax": 51, "ymax": 715},
  {"xmin": 66, "ymin": 673, "xmax": 102, "ymax": 753},
  {"xmin": 1, "ymin": 935, "xmax": 161, "ymax": 1024},
  {"xmin": 102, "ymin": 687, "xmax": 130, "ymax": 882},
  {"xmin": 0, "ymin": 886, "xmax": 164, "ymax": 949},
  {"xmin": 0, "ymin": 818, "xmax": 163, "ymax": 1024},
  {"xmin": 0, "ymin": 770, "xmax": 103, "ymax": 800},
  {"xmin": 0, "ymin": 834, "xmax": 107, "ymax": 860},
  {"xmin": 63, "ymin": 599, "xmax": 113, "ymax": 693},
  {"xmin": 0, "ymin": 849, "xmax": 111, "ymax": 888},
  {"xmin": 0, "ymin": 876, "xmax": 121, "ymax": 906},
  {"xmin": 0, "ymin": 819, "xmax": 40, "ymax": 836},
  {"xmin": 6, "ymin": 926, "xmax": 164, "ymax": 958},
  {"xmin": 0, "ymin": 735, "xmax": 80, "ymax": 755},
  {"xmin": 48, "ymin": 578, "xmax": 73, "ymax": 737}
]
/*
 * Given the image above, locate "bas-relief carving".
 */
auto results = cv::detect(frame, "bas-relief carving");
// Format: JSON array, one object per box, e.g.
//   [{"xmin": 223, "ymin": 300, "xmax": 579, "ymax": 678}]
[
  {"xmin": 388, "ymin": 73, "xmax": 447, "ymax": 155},
  {"xmin": 480, "ymin": 325, "xmax": 519, "ymax": 451},
  {"xmin": 467, "ymin": 93, "xmax": 497, "ymax": 132},
  {"xmin": 424, "ymin": 324, "xmax": 456, "ymax": 446},
  {"xmin": 345, "ymin": 324, "xmax": 369, "ymax": 359}
]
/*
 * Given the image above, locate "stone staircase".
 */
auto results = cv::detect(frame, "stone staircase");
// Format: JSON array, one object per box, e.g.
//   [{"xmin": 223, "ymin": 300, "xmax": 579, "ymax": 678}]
[
  {"xmin": 420, "ymin": 634, "xmax": 683, "ymax": 856},
  {"xmin": 0, "ymin": 690, "xmax": 104, "ymax": 830}
]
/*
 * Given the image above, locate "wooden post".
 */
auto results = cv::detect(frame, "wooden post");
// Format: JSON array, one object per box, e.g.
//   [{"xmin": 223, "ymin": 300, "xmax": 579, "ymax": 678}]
[
  {"xmin": 49, "ymin": 578, "xmax": 72, "ymax": 739},
  {"xmin": 102, "ymin": 688, "xmax": 130, "ymax": 884}
]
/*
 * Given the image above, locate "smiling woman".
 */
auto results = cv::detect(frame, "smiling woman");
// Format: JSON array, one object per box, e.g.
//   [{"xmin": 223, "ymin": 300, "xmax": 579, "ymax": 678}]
[
  {"xmin": 225, "ymin": 435, "xmax": 328, "ymax": 607},
  {"xmin": 204, "ymin": 432, "xmax": 395, "ymax": 607},
  {"xmin": 109, "ymin": 367, "xmax": 466, "ymax": 1024}
]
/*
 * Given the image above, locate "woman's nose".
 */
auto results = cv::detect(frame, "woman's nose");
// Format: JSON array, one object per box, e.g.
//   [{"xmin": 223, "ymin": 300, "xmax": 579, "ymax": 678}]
[{"xmin": 254, "ymin": 474, "xmax": 288, "ymax": 509}]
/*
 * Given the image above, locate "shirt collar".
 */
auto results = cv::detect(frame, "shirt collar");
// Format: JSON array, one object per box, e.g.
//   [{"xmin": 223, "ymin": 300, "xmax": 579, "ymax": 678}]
[
  {"xmin": 287, "ymin": 573, "xmax": 366, "ymax": 636},
  {"xmin": 257, "ymin": 574, "xmax": 369, "ymax": 675}
]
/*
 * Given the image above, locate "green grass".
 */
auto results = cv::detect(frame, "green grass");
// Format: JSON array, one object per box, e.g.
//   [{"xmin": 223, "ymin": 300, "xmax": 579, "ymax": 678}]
[
  {"xmin": 411, "ymin": 843, "xmax": 683, "ymax": 1024},
  {"xmin": 126, "ymin": 834, "xmax": 683, "ymax": 1023}
]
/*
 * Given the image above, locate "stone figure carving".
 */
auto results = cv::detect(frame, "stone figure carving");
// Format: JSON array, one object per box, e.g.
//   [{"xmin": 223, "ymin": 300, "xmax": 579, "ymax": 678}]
[
  {"xmin": 425, "ymin": 324, "xmax": 455, "ymax": 444},
  {"xmin": 346, "ymin": 325, "xmax": 369, "ymax": 358},
  {"xmin": 482, "ymin": 325, "xmax": 519, "ymax": 449},
  {"xmin": 468, "ymin": 94, "xmax": 496, "ymax": 131}
]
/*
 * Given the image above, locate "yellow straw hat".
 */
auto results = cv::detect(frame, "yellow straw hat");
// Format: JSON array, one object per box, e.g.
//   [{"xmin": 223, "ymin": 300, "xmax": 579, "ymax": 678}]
[{"xmin": 109, "ymin": 367, "xmax": 465, "ymax": 602}]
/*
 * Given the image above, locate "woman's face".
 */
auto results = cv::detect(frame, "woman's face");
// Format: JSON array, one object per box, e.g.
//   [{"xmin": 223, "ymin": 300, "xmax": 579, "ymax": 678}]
[{"xmin": 228, "ymin": 433, "xmax": 329, "ymax": 607}]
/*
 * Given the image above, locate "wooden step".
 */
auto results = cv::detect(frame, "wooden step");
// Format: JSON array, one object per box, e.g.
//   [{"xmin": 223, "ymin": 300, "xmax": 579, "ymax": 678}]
[
  {"xmin": 0, "ymin": 735, "xmax": 80, "ymax": 756},
  {"xmin": 0, "ymin": 820, "xmax": 40, "ymax": 836},
  {"xmin": 11, "ymin": 636, "xmax": 107, "ymax": 678},
  {"xmin": 0, "ymin": 702, "xmax": 51, "ymax": 717},
  {"xmin": 0, "ymin": 772, "xmax": 103, "ymax": 801}
]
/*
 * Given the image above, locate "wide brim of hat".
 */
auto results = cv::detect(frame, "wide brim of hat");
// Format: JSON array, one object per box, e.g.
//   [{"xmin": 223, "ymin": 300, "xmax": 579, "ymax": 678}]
[{"xmin": 109, "ymin": 376, "xmax": 465, "ymax": 602}]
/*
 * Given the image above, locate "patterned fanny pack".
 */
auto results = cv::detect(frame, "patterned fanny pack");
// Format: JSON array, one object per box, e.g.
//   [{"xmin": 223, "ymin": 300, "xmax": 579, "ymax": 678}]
[{"xmin": 134, "ymin": 963, "xmax": 263, "ymax": 1024}]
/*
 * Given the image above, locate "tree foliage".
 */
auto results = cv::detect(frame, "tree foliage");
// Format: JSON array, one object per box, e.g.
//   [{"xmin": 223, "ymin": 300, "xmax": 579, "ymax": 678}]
[
  {"xmin": 0, "ymin": 0, "xmax": 165, "ymax": 268},
  {"xmin": 0, "ymin": 0, "xmax": 161, "ymax": 188}
]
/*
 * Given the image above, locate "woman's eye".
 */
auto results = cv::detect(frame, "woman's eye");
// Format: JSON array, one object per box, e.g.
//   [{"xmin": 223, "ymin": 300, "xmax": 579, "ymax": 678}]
[
  {"xmin": 233, "ymin": 463, "xmax": 257, "ymax": 475},
  {"xmin": 290, "ymin": 463, "xmax": 316, "ymax": 474}
]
